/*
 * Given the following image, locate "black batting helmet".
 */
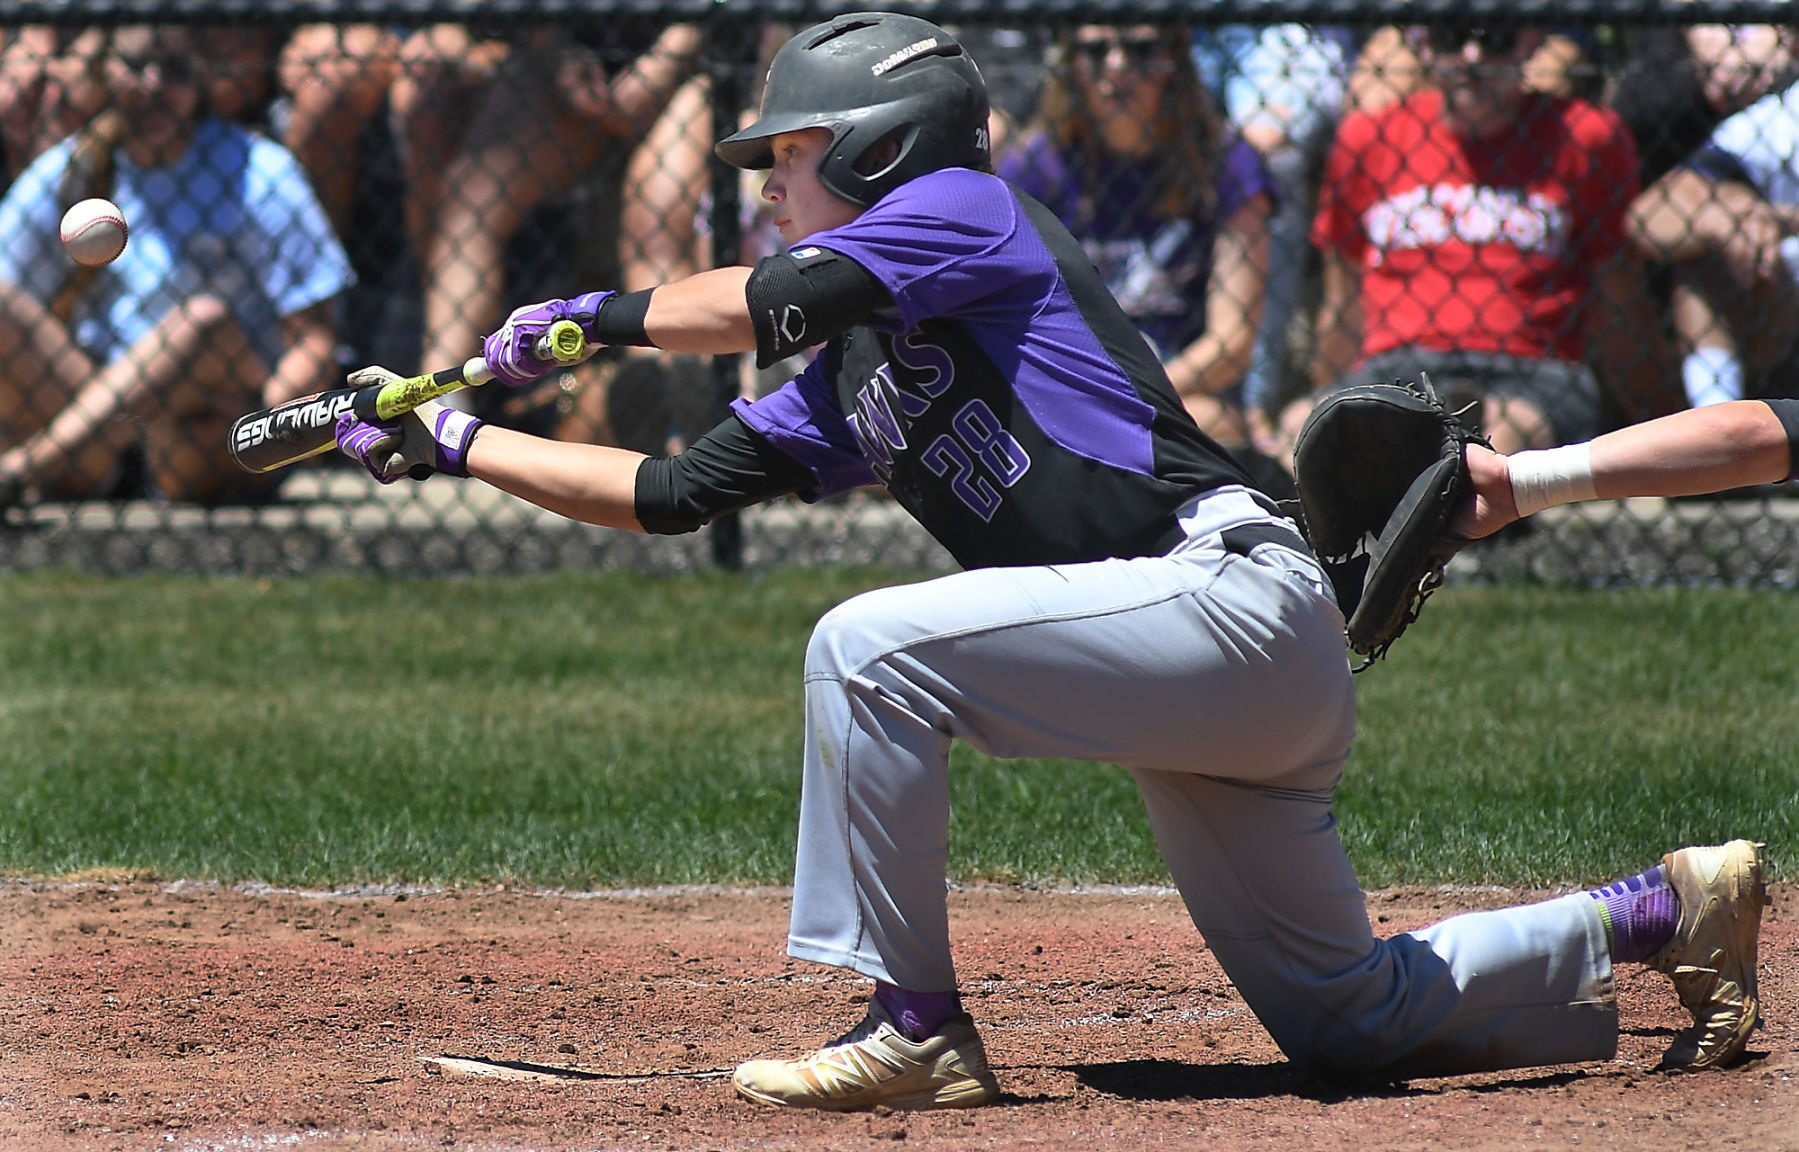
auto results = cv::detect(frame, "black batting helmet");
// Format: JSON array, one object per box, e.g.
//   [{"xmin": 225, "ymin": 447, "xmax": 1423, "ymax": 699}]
[{"xmin": 715, "ymin": 12, "xmax": 991, "ymax": 207}]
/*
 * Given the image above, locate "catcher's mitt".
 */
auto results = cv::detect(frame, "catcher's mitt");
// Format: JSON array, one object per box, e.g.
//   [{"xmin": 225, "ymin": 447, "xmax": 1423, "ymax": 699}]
[{"xmin": 1290, "ymin": 374, "xmax": 1490, "ymax": 667}]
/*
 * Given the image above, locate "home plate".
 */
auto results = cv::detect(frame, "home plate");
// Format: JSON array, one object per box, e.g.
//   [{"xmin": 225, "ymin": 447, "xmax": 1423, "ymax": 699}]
[{"xmin": 420, "ymin": 1055, "xmax": 732, "ymax": 1082}]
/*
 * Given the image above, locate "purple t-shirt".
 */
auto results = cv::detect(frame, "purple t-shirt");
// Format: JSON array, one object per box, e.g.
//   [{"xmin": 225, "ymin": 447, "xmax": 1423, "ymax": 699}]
[
  {"xmin": 730, "ymin": 168, "xmax": 1256, "ymax": 570},
  {"xmin": 997, "ymin": 135, "xmax": 1275, "ymax": 357}
]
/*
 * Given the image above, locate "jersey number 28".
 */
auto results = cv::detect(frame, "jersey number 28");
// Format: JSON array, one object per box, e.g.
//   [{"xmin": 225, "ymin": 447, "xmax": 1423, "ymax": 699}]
[{"xmin": 921, "ymin": 399, "xmax": 1031, "ymax": 521}]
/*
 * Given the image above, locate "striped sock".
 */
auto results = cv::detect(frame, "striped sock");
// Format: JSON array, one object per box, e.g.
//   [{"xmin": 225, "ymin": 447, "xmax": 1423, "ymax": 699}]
[
  {"xmin": 1588, "ymin": 864, "xmax": 1679, "ymax": 964},
  {"xmin": 874, "ymin": 983, "xmax": 963, "ymax": 1041}
]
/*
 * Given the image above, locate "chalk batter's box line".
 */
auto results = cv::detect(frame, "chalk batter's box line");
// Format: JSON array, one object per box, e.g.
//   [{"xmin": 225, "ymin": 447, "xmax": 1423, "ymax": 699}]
[{"xmin": 420, "ymin": 1054, "xmax": 734, "ymax": 1082}]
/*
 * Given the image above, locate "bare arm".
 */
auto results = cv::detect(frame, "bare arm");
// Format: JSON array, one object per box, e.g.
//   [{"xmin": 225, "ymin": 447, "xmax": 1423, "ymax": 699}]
[
  {"xmin": 1689, "ymin": 23, "xmax": 1798, "ymax": 114},
  {"xmin": 1457, "ymin": 401, "xmax": 1793, "ymax": 537},
  {"xmin": 1164, "ymin": 196, "xmax": 1268, "ymax": 399},
  {"xmin": 1584, "ymin": 248, "xmax": 1683, "ymax": 426},
  {"xmin": 640, "ymin": 265, "xmax": 757, "ymax": 355},
  {"xmin": 1627, "ymin": 167, "xmax": 1786, "ymax": 282},
  {"xmin": 620, "ymin": 73, "xmax": 712, "ymax": 290},
  {"xmin": 559, "ymin": 23, "xmax": 703, "ymax": 137},
  {"xmin": 468, "ymin": 428, "xmax": 650, "ymax": 531},
  {"xmin": 461, "ymin": 263, "xmax": 756, "ymax": 527},
  {"xmin": 0, "ymin": 26, "xmax": 106, "ymax": 178},
  {"xmin": 1309, "ymin": 250, "xmax": 1362, "ymax": 390},
  {"xmin": 1588, "ymin": 402, "xmax": 1792, "ymax": 495}
]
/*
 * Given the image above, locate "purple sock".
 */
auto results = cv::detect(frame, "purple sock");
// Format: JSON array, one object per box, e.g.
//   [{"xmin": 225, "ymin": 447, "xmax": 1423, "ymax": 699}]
[
  {"xmin": 875, "ymin": 982, "xmax": 963, "ymax": 1041},
  {"xmin": 1587, "ymin": 864, "xmax": 1680, "ymax": 964}
]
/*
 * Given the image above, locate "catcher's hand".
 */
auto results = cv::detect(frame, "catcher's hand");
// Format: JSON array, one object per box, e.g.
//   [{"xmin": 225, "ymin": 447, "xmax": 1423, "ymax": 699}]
[
  {"xmin": 1291, "ymin": 374, "xmax": 1491, "ymax": 667},
  {"xmin": 1453, "ymin": 443, "xmax": 1521, "ymax": 540}
]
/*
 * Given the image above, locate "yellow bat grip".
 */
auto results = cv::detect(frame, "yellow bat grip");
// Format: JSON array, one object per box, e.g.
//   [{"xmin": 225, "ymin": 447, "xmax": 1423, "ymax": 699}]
[
  {"xmin": 371, "ymin": 320, "xmax": 590, "ymax": 421},
  {"xmin": 544, "ymin": 318, "xmax": 588, "ymax": 364}
]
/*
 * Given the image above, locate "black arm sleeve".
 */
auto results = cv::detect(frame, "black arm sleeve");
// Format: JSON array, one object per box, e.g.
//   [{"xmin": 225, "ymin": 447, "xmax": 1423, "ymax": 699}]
[
  {"xmin": 745, "ymin": 247, "xmax": 893, "ymax": 369},
  {"xmin": 1762, "ymin": 399, "xmax": 1799, "ymax": 481},
  {"xmin": 633, "ymin": 413, "xmax": 820, "ymax": 535}
]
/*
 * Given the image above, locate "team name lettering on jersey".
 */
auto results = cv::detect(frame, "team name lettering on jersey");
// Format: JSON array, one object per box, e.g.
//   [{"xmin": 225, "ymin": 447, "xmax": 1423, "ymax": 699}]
[
  {"xmin": 1362, "ymin": 184, "xmax": 1569, "ymax": 266},
  {"xmin": 850, "ymin": 363, "xmax": 908, "ymax": 476},
  {"xmin": 889, "ymin": 329, "xmax": 954, "ymax": 410}
]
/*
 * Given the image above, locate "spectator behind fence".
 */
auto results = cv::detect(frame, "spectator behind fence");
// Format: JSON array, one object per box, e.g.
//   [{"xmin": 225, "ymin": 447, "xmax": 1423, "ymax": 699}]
[
  {"xmin": 273, "ymin": 22, "xmax": 409, "ymax": 380},
  {"xmin": 1627, "ymin": 77, "xmax": 1799, "ymax": 408},
  {"xmin": 1344, "ymin": 23, "xmax": 1593, "ymax": 115},
  {"xmin": 1611, "ymin": 21, "xmax": 1799, "ymax": 189},
  {"xmin": 997, "ymin": 24, "xmax": 1282, "ymax": 486},
  {"xmin": 0, "ymin": 26, "xmax": 109, "ymax": 189},
  {"xmin": 271, "ymin": 22, "xmax": 400, "ymax": 248},
  {"xmin": 1192, "ymin": 23, "xmax": 1357, "ymax": 439},
  {"xmin": 0, "ymin": 25, "xmax": 351, "ymax": 510},
  {"xmin": 599, "ymin": 63, "xmax": 721, "ymax": 456},
  {"xmin": 389, "ymin": 21, "xmax": 702, "ymax": 434},
  {"xmin": 585, "ymin": 23, "xmax": 830, "ymax": 453},
  {"xmin": 1278, "ymin": 22, "xmax": 1676, "ymax": 464},
  {"xmin": 1616, "ymin": 23, "xmax": 1799, "ymax": 408},
  {"xmin": 165, "ymin": 23, "xmax": 406, "ymax": 381},
  {"xmin": 259, "ymin": 22, "xmax": 417, "ymax": 377}
]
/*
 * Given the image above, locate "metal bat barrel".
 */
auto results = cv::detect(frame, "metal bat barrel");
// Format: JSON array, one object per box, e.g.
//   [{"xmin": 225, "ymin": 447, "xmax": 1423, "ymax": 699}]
[
  {"xmin": 227, "ymin": 385, "xmax": 372, "ymax": 474},
  {"xmin": 227, "ymin": 321, "xmax": 588, "ymax": 474}
]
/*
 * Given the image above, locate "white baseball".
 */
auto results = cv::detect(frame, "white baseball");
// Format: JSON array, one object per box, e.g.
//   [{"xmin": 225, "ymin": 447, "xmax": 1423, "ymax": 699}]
[{"xmin": 59, "ymin": 198, "xmax": 129, "ymax": 267}]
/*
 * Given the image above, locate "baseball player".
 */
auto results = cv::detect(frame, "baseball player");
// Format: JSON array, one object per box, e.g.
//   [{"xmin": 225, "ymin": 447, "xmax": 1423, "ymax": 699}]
[{"xmin": 334, "ymin": 14, "xmax": 1767, "ymax": 1111}]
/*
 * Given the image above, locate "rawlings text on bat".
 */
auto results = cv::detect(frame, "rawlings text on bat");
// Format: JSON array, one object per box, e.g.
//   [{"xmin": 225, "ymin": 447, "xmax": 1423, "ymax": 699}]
[{"xmin": 227, "ymin": 321, "xmax": 587, "ymax": 474}]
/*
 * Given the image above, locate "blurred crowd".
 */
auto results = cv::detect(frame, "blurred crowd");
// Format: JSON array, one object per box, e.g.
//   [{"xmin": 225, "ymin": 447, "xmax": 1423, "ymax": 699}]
[{"xmin": 0, "ymin": 16, "xmax": 1795, "ymax": 510}]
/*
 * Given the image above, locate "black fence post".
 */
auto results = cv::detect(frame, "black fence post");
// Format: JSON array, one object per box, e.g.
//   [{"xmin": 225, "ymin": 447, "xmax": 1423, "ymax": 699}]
[{"xmin": 705, "ymin": 17, "xmax": 749, "ymax": 572}]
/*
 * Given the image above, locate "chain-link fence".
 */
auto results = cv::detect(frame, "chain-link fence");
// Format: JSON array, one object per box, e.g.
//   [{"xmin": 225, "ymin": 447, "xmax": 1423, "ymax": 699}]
[{"xmin": 0, "ymin": 1, "xmax": 1796, "ymax": 582}]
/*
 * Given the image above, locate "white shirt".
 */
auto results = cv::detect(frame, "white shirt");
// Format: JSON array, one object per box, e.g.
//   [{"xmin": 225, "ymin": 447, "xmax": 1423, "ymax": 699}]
[
  {"xmin": 0, "ymin": 117, "xmax": 353, "ymax": 369},
  {"xmin": 1708, "ymin": 82, "xmax": 1799, "ymax": 274}
]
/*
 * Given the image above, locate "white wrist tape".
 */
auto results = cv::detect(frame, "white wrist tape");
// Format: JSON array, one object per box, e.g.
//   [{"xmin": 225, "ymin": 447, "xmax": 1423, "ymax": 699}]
[{"xmin": 1507, "ymin": 443, "xmax": 1597, "ymax": 517}]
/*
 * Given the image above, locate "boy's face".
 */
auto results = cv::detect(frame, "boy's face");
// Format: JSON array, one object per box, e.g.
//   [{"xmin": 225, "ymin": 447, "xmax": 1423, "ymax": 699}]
[{"xmin": 760, "ymin": 129, "xmax": 866, "ymax": 245}]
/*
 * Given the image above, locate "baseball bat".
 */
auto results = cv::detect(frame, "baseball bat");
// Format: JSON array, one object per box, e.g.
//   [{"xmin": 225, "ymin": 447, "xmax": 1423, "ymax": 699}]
[{"xmin": 227, "ymin": 320, "xmax": 589, "ymax": 474}]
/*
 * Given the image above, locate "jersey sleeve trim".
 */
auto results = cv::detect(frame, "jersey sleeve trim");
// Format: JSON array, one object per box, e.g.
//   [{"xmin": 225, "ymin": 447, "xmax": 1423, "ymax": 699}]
[{"xmin": 730, "ymin": 356, "xmax": 882, "ymax": 498}]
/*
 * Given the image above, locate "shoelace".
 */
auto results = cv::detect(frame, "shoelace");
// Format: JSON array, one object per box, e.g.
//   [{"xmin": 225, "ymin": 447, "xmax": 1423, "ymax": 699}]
[{"xmin": 826, "ymin": 1012, "xmax": 886, "ymax": 1050}]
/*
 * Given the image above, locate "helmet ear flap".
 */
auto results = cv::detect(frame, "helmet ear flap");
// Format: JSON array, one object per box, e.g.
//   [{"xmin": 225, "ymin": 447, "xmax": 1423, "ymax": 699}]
[{"xmin": 850, "ymin": 125, "xmax": 912, "ymax": 179}]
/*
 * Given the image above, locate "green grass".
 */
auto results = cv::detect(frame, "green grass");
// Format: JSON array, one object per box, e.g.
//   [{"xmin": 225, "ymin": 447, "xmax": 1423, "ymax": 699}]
[
  {"xmin": 1345, "ymin": 586, "xmax": 1799, "ymax": 887},
  {"xmin": 0, "ymin": 571, "xmax": 1793, "ymax": 890}
]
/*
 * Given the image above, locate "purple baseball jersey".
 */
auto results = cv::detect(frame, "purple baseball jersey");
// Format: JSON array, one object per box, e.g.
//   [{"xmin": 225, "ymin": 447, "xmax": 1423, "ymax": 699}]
[{"xmin": 733, "ymin": 169, "xmax": 1257, "ymax": 569}]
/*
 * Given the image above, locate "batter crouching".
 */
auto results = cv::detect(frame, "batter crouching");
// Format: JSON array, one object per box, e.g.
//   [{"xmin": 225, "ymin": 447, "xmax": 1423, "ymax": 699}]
[{"xmin": 334, "ymin": 14, "xmax": 1768, "ymax": 1111}]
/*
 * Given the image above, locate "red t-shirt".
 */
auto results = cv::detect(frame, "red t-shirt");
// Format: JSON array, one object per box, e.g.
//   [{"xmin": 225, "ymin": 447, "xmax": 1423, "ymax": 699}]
[{"xmin": 1312, "ymin": 89, "xmax": 1640, "ymax": 364}]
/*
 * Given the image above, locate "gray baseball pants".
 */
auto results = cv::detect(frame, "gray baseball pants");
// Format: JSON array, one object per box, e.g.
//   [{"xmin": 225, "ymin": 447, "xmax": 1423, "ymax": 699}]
[{"xmin": 786, "ymin": 486, "xmax": 1618, "ymax": 1080}]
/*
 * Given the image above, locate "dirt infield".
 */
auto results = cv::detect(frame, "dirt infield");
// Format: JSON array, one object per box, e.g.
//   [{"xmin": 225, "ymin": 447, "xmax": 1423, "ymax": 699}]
[{"xmin": 4, "ymin": 879, "xmax": 1794, "ymax": 1151}]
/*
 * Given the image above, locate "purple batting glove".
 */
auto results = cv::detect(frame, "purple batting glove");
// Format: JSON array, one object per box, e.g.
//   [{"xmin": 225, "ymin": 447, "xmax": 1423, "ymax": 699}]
[
  {"xmin": 335, "ymin": 412, "xmax": 408, "ymax": 484},
  {"xmin": 481, "ymin": 290, "xmax": 613, "ymax": 387},
  {"xmin": 333, "ymin": 401, "xmax": 484, "ymax": 482},
  {"xmin": 404, "ymin": 400, "xmax": 485, "ymax": 478}
]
